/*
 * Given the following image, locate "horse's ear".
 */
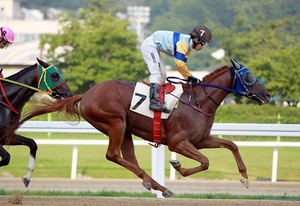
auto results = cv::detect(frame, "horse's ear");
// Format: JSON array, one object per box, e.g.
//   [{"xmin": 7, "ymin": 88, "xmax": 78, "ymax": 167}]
[
  {"xmin": 230, "ymin": 58, "xmax": 241, "ymax": 70},
  {"xmin": 36, "ymin": 58, "xmax": 49, "ymax": 68}
]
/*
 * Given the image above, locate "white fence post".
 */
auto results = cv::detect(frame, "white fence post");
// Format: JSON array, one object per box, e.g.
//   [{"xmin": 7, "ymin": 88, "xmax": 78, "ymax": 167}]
[
  {"xmin": 169, "ymin": 152, "xmax": 176, "ymax": 180},
  {"xmin": 271, "ymin": 147, "xmax": 279, "ymax": 182},
  {"xmin": 151, "ymin": 146, "xmax": 165, "ymax": 198},
  {"xmin": 71, "ymin": 145, "xmax": 78, "ymax": 179}
]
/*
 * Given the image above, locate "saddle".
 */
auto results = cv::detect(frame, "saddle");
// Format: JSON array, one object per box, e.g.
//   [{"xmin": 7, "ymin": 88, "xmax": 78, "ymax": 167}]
[
  {"xmin": 141, "ymin": 80, "xmax": 176, "ymax": 94},
  {"xmin": 130, "ymin": 81, "xmax": 183, "ymax": 147}
]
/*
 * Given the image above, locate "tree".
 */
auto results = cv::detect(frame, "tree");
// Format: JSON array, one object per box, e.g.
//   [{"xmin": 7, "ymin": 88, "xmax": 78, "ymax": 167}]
[
  {"xmin": 40, "ymin": 0, "xmax": 148, "ymax": 94},
  {"xmin": 215, "ymin": 10, "xmax": 300, "ymax": 105}
]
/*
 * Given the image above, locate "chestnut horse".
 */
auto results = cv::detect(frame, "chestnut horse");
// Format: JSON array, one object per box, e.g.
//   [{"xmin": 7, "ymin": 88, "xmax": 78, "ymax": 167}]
[
  {"xmin": 7, "ymin": 59, "xmax": 270, "ymax": 197},
  {"xmin": 0, "ymin": 58, "xmax": 73, "ymax": 187}
]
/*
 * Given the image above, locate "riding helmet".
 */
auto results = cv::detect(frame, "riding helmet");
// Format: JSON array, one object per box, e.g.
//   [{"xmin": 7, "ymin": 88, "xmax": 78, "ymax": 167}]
[
  {"xmin": 1, "ymin": 27, "xmax": 15, "ymax": 44},
  {"xmin": 190, "ymin": 25, "xmax": 212, "ymax": 43}
]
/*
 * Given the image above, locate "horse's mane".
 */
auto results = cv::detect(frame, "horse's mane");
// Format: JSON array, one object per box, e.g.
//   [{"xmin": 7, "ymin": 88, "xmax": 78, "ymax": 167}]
[
  {"xmin": 7, "ymin": 64, "xmax": 37, "ymax": 80},
  {"xmin": 203, "ymin": 65, "xmax": 229, "ymax": 83}
]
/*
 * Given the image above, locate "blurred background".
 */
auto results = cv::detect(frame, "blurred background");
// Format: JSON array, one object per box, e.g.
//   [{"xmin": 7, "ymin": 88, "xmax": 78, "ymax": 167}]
[
  {"xmin": 1, "ymin": 0, "xmax": 299, "ymax": 106},
  {"xmin": 0, "ymin": 0, "xmax": 300, "ymax": 182}
]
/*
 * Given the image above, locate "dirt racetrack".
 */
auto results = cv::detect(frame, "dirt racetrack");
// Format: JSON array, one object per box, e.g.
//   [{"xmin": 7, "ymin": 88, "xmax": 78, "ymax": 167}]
[{"xmin": 1, "ymin": 178, "xmax": 300, "ymax": 206}]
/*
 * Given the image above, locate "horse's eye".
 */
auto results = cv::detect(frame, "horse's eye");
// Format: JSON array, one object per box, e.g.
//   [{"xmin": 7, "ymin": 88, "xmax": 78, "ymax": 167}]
[
  {"xmin": 242, "ymin": 71, "xmax": 256, "ymax": 85},
  {"xmin": 50, "ymin": 72, "xmax": 60, "ymax": 82}
]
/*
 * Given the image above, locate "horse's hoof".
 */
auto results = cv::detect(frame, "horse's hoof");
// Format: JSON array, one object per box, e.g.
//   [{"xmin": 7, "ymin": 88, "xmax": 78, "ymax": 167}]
[
  {"xmin": 240, "ymin": 177, "xmax": 249, "ymax": 188},
  {"xmin": 169, "ymin": 160, "xmax": 181, "ymax": 168},
  {"xmin": 163, "ymin": 189, "xmax": 174, "ymax": 197},
  {"xmin": 142, "ymin": 181, "xmax": 151, "ymax": 191},
  {"xmin": 22, "ymin": 177, "xmax": 30, "ymax": 187}
]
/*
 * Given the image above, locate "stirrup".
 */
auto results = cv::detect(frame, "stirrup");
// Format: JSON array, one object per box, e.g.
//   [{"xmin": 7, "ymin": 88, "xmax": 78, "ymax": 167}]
[
  {"xmin": 161, "ymin": 107, "xmax": 171, "ymax": 113},
  {"xmin": 162, "ymin": 106, "xmax": 171, "ymax": 114},
  {"xmin": 150, "ymin": 107, "xmax": 171, "ymax": 113},
  {"xmin": 150, "ymin": 103, "xmax": 171, "ymax": 113},
  {"xmin": 149, "ymin": 142, "xmax": 161, "ymax": 148}
]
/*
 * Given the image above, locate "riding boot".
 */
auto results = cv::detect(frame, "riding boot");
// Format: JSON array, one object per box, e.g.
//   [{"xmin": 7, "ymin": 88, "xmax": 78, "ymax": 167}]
[{"xmin": 149, "ymin": 83, "xmax": 171, "ymax": 113}]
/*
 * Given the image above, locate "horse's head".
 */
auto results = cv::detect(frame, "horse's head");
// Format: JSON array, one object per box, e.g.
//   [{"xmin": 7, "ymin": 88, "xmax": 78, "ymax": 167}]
[
  {"xmin": 37, "ymin": 58, "xmax": 73, "ymax": 99},
  {"xmin": 230, "ymin": 59, "xmax": 271, "ymax": 105}
]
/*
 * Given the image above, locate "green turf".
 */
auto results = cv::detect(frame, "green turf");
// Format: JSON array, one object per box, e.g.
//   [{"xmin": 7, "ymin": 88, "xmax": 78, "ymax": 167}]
[
  {"xmin": 0, "ymin": 189, "xmax": 299, "ymax": 201},
  {"xmin": 1, "ymin": 139, "xmax": 299, "ymax": 181}
]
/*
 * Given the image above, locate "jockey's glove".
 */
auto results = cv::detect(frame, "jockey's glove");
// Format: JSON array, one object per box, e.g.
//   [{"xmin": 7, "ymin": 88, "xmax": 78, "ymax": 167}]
[{"xmin": 188, "ymin": 75, "xmax": 199, "ymax": 83}]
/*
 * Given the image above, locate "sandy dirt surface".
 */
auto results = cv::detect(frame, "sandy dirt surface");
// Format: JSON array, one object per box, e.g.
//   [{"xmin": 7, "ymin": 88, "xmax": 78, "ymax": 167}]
[
  {"xmin": 1, "ymin": 196, "xmax": 300, "ymax": 206},
  {"xmin": 0, "ymin": 178, "xmax": 299, "ymax": 206}
]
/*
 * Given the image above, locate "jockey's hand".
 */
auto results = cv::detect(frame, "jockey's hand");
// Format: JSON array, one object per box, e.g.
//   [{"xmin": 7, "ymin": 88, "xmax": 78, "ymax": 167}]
[{"xmin": 188, "ymin": 75, "xmax": 199, "ymax": 84}]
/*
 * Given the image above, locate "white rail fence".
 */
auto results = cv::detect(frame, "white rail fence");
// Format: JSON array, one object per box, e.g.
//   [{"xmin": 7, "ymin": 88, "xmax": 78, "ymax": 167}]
[{"xmin": 19, "ymin": 121, "xmax": 300, "ymax": 184}]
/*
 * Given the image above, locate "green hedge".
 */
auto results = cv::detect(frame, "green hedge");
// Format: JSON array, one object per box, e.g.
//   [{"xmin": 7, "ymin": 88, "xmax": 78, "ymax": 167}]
[
  {"xmin": 215, "ymin": 104, "xmax": 300, "ymax": 124},
  {"xmin": 24, "ymin": 101, "xmax": 300, "ymax": 124}
]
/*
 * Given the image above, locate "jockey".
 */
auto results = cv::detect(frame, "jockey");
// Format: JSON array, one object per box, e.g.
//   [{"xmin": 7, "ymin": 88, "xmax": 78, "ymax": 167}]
[
  {"xmin": 141, "ymin": 25, "xmax": 212, "ymax": 113},
  {"xmin": 0, "ymin": 27, "xmax": 15, "ymax": 49}
]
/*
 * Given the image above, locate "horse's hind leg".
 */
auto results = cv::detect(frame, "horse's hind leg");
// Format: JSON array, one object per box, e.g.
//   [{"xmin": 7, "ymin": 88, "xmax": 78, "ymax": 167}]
[
  {"xmin": 120, "ymin": 132, "xmax": 139, "ymax": 165},
  {"xmin": 120, "ymin": 132, "xmax": 173, "ymax": 197},
  {"xmin": 9, "ymin": 134, "xmax": 38, "ymax": 187},
  {"xmin": 104, "ymin": 125, "xmax": 172, "ymax": 197}
]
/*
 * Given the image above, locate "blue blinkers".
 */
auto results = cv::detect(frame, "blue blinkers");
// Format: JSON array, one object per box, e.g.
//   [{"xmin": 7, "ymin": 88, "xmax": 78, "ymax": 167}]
[{"xmin": 233, "ymin": 65, "xmax": 257, "ymax": 96}]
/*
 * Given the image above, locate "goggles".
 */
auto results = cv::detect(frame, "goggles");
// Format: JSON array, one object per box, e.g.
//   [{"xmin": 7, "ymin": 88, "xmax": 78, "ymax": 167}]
[
  {"xmin": 1, "ymin": 39, "xmax": 10, "ymax": 45},
  {"xmin": 199, "ymin": 40, "xmax": 209, "ymax": 49},
  {"xmin": 198, "ymin": 39, "xmax": 209, "ymax": 49},
  {"xmin": 0, "ymin": 38, "xmax": 11, "ymax": 48}
]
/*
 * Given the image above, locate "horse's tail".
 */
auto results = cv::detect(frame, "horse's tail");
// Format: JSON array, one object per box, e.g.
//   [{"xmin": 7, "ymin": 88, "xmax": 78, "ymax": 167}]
[
  {"xmin": 24, "ymin": 94, "xmax": 83, "ymax": 123},
  {"xmin": 5, "ymin": 95, "xmax": 83, "ymax": 144}
]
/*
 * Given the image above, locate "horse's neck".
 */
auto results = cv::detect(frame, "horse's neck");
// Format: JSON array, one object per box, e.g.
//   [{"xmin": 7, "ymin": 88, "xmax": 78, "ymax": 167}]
[
  {"xmin": 11, "ymin": 88, "xmax": 36, "ymax": 110},
  {"xmin": 195, "ymin": 69, "xmax": 232, "ymax": 113},
  {"xmin": 2, "ymin": 68, "xmax": 37, "ymax": 109}
]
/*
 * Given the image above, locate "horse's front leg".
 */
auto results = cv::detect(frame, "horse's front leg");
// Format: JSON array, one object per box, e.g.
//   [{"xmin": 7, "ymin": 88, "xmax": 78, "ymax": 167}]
[
  {"xmin": 168, "ymin": 140, "xmax": 210, "ymax": 177},
  {"xmin": 10, "ymin": 134, "xmax": 38, "ymax": 187},
  {"xmin": 0, "ymin": 145, "xmax": 11, "ymax": 167},
  {"xmin": 196, "ymin": 136, "xmax": 249, "ymax": 188}
]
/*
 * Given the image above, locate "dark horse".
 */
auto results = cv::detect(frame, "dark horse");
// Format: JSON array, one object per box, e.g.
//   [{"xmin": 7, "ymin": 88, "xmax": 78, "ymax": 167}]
[
  {"xmin": 7, "ymin": 59, "xmax": 270, "ymax": 196},
  {"xmin": 0, "ymin": 58, "xmax": 73, "ymax": 187}
]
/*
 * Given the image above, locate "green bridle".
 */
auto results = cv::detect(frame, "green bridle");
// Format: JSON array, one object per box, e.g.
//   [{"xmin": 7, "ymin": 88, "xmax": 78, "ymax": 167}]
[
  {"xmin": 0, "ymin": 64, "xmax": 65, "ymax": 96},
  {"xmin": 37, "ymin": 64, "xmax": 65, "ymax": 95}
]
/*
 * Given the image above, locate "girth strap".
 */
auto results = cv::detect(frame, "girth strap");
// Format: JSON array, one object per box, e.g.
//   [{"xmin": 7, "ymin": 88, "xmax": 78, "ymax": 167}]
[{"xmin": 150, "ymin": 85, "xmax": 165, "ymax": 148}]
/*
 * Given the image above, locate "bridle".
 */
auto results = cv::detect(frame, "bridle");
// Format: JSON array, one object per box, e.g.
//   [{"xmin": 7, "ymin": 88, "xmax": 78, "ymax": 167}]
[
  {"xmin": 36, "ymin": 64, "xmax": 65, "ymax": 97},
  {"xmin": 166, "ymin": 66, "xmax": 258, "ymax": 116},
  {"xmin": 0, "ymin": 64, "xmax": 65, "ymax": 113}
]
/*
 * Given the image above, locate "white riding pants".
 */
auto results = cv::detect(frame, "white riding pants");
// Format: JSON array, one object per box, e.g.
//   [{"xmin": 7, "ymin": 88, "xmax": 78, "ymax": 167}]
[{"xmin": 141, "ymin": 34, "xmax": 166, "ymax": 85}]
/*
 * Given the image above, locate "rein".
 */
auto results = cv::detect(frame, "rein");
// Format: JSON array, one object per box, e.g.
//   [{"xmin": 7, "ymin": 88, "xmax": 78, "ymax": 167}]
[
  {"xmin": 0, "ymin": 78, "xmax": 45, "ymax": 93},
  {"xmin": 166, "ymin": 77, "xmax": 216, "ymax": 117},
  {"xmin": 0, "ymin": 79, "xmax": 20, "ymax": 114},
  {"xmin": 167, "ymin": 76, "xmax": 247, "ymax": 96},
  {"xmin": 166, "ymin": 68, "xmax": 248, "ymax": 116},
  {"xmin": 169, "ymin": 91, "xmax": 215, "ymax": 117}
]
